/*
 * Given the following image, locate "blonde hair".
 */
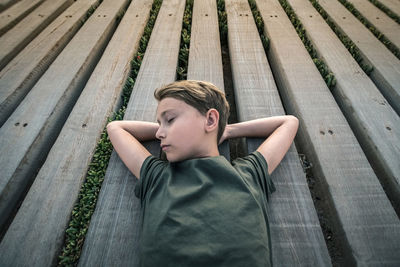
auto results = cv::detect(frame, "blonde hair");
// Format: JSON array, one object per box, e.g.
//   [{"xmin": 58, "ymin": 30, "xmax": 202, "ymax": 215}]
[{"xmin": 154, "ymin": 80, "xmax": 230, "ymax": 142}]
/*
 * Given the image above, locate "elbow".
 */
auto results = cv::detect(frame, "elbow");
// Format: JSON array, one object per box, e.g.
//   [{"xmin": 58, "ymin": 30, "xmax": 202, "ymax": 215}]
[
  {"xmin": 289, "ymin": 115, "xmax": 299, "ymax": 125},
  {"xmin": 106, "ymin": 120, "xmax": 120, "ymax": 135},
  {"xmin": 287, "ymin": 115, "xmax": 299, "ymax": 132}
]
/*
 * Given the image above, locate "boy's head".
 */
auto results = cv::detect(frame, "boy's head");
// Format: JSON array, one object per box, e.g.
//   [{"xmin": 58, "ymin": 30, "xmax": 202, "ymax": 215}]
[
  {"xmin": 154, "ymin": 80, "xmax": 230, "ymax": 162},
  {"xmin": 154, "ymin": 80, "xmax": 230, "ymax": 142}
]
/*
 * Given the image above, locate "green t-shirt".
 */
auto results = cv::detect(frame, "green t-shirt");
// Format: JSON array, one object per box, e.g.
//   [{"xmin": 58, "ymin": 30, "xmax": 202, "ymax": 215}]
[{"xmin": 135, "ymin": 151, "xmax": 276, "ymax": 267}]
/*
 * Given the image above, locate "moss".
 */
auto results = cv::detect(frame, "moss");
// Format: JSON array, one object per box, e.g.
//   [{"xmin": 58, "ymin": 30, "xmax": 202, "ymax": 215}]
[
  {"xmin": 177, "ymin": 0, "xmax": 194, "ymax": 80},
  {"xmin": 217, "ymin": 0, "xmax": 228, "ymax": 44}
]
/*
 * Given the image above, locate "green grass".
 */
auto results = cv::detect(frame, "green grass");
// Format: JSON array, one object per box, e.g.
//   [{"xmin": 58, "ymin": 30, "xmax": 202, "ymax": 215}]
[
  {"xmin": 57, "ymin": 1, "xmax": 163, "ymax": 266},
  {"xmin": 177, "ymin": 0, "xmax": 194, "ymax": 80},
  {"xmin": 217, "ymin": 0, "xmax": 228, "ymax": 44}
]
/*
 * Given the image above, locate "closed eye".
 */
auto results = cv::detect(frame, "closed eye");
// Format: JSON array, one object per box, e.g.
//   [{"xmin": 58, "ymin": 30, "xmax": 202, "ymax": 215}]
[{"xmin": 167, "ymin": 117, "xmax": 175, "ymax": 123}]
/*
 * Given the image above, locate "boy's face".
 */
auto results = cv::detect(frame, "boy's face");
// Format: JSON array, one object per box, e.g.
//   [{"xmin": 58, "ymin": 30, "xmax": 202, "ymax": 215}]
[{"xmin": 156, "ymin": 97, "xmax": 209, "ymax": 162}]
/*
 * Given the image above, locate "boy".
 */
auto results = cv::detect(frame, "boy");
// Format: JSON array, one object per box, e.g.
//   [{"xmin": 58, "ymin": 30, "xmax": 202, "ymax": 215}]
[{"xmin": 107, "ymin": 80, "xmax": 299, "ymax": 266}]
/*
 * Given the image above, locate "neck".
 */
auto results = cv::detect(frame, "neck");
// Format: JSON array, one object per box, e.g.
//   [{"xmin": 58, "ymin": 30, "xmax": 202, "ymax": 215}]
[
  {"xmin": 207, "ymin": 145, "xmax": 220, "ymax": 157},
  {"xmin": 197, "ymin": 140, "xmax": 220, "ymax": 158}
]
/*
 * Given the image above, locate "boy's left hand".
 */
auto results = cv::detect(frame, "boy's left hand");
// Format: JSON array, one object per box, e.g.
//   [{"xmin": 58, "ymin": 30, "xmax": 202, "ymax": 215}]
[{"xmin": 218, "ymin": 125, "xmax": 231, "ymax": 145}]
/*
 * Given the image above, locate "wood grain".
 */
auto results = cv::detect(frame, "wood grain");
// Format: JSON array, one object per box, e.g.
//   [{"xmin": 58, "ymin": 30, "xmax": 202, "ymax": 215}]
[
  {"xmin": 78, "ymin": 0, "xmax": 185, "ymax": 265},
  {"xmin": 226, "ymin": 0, "xmax": 331, "ymax": 265},
  {"xmin": 378, "ymin": 0, "xmax": 400, "ymax": 16},
  {"xmin": 0, "ymin": 0, "xmax": 73, "ymax": 70},
  {"xmin": 258, "ymin": 0, "xmax": 400, "ymax": 265},
  {"xmin": 347, "ymin": 0, "xmax": 400, "ymax": 49},
  {"xmin": 188, "ymin": 0, "xmax": 224, "ymax": 90},
  {"xmin": 0, "ymin": 1, "xmax": 131, "ymax": 264},
  {"xmin": 0, "ymin": 0, "xmax": 20, "ymax": 12},
  {"xmin": 187, "ymin": 0, "xmax": 229, "ymax": 160},
  {"xmin": 288, "ymin": 0, "xmax": 400, "ymax": 221},
  {"xmin": 0, "ymin": 0, "xmax": 101, "ymax": 127},
  {"xmin": 0, "ymin": 0, "xmax": 399, "ymax": 265},
  {"xmin": 0, "ymin": 0, "xmax": 45, "ymax": 36},
  {"xmin": 318, "ymin": 0, "xmax": 400, "ymax": 115}
]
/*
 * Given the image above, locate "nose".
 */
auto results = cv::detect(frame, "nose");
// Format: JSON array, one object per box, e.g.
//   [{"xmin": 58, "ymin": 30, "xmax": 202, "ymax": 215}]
[{"xmin": 155, "ymin": 125, "xmax": 165, "ymax": 140}]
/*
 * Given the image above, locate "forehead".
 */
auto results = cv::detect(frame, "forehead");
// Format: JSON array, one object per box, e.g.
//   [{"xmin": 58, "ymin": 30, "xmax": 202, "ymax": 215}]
[
  {"xmin": 156, "ymin": 97, "xmax": 202, "ymax": 119},
  {"xmin": 157, "ymin": 97, "xmax": 188, "ymax": 114}
]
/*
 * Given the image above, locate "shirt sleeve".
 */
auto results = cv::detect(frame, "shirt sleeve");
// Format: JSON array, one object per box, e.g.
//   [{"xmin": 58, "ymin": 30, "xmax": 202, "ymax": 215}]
[
  {"xmin": 134, "ymin": 155, "xmax": 166, "ymax": 201},
  {"xmin": 233, "ymin": 151, "xmax": 276, "ymax": 202}
]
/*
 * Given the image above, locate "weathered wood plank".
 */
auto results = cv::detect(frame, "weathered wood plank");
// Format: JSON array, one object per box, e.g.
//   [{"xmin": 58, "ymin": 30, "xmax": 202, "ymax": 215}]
[
  {"xmin": 0, "ymin": 0, "xmax": 45, "ymax": 36},
  {"xmin": 0, "ymin": 0, "xmax": 20, "ymax": 12},
  {"xmin": 0, "ymin": 0, "xmax": 16, "ymax": 5},
  {"xmin": 317, "ymin": 0, "xmax": 400, "ymax": 115},
  {"xmin": 288, "ymin": 0, "xmax": 400, "ymax": 246},
  {"xmin": 0, "ymin": 0, "xmax": 101, "ymax": 127},
  {"xmin": 78, "ymin": 0, "xmax": 185, "ymax": 266},
  {"xmin": 346, "ymin": 0, "xmax": 400, "ymax": 49},
  {"xmin": 187, "ymin": 0, "xmax": 224, "ymax": 90},
  {"xmin": 0, "ymin": 0, "xmax": 129, "ymax": 238},
  {"xmin": 0, "ymin": 0, "xmax": 73, "ymax": 70},
  {"xmin": 0, "ymin": 1, "xmax": 150, "ymax": 266},
  {"xmin": 225, "ymin": 0, "xmax": 331, "ymax": 266},
  {"xmin": 257, "ymin": 0, "xmax": 400, "ymax": 265},
  {"xmin": 187, "ymin": 0, "xmax": 229, "ymax": 160},
  {"xmin": 379, "ymin": 0, "xmax": 400, "ymax": 16}
]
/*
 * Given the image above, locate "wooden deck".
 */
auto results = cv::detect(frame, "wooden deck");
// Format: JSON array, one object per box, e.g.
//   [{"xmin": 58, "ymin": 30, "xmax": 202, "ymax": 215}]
[{"xmin": 0, "ymin": 0, "xmax": 399, "ymax": 266}]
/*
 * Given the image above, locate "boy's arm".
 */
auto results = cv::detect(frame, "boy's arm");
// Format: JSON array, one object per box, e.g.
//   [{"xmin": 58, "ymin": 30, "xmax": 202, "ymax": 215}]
[
  {"xmin": 106, "ymin": 120, "xmax": 159, "ymax": 179},
  {"xmin": 221, "ymin": 116, "xmax": 299, "ymax": 175}
]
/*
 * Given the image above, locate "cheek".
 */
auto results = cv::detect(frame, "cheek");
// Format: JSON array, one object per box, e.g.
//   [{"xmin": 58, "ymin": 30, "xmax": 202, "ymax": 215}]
[{"xmin": 180, "ymin": 121, "xmax": 203, "ymax": 139}]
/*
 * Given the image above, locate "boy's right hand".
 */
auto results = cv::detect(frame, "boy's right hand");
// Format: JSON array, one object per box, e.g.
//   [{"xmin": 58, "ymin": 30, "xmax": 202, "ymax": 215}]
[{"xmin": 106, "ymin": 121, "xmax": 159, "ymax": 179}]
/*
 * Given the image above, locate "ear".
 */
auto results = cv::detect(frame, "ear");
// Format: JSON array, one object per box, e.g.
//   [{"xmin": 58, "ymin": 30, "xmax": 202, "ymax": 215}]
[{"xmin": 205, "ymin": 109, "xmax": 219, "ymax": 133}]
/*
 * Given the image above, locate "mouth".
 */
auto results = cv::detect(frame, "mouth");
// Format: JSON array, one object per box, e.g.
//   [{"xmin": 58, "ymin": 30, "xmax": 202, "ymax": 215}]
[{"xmin": 161, "ymin": 144, "xmax": 170, "ymax": 151}]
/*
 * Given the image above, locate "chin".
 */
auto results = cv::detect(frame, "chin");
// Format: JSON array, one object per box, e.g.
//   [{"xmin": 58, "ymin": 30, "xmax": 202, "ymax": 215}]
[{"xmin": 166, "ymin": 154, "xmax": 177, "ymax": 162}]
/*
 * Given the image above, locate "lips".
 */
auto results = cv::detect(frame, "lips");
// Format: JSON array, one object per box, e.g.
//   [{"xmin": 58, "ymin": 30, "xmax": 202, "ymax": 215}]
[{"xmin": 161, "ymin": 144, "xmax": 170, "ymax": 151}]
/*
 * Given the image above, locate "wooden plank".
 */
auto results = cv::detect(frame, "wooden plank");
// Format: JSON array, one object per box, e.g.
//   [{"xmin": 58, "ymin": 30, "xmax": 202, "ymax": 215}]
[
  {"xmin": 0, "ymin": 0, "xmax": 150, "ymax": 265},
  {"xmin": 346, "ymin": 0, "xmax": 400, "ymax": 49},
  {"xmin": 379, "ymin": 0, "xmax": 400, "ymax": 16},
  {"xmin": 0, "ymin": 0, "xmax": 73, "ymax": 70},
  {"xmin": 287, "ymin": 0, "xmax": 400, "ymax": 253},
  {"xmin": 257, "ymin": 0, "xmax": 400, "ymax": 265},
  {"xmin": 317, "ymin": 0, "xmax": 400, "ymax": 115},
  {"xmin": 0, "ymin": 0, "xmax": 101, "ymax": 127},
  {"xmin": 0, "ymin": 0, "xmax": 45, "ymax": 36},
  {"xmin": 225, "ymin": 0, "xmax": 331, "ymax": 266},
  {"xmin": 0, "ymin": 0, "xmax": 20, "ymax": 12},
  {"xmin": 78, "ymin": 0, "xmax": 185, "ymax": 266},
  {"xmin": 289, "ymin": 0, "xmax": 400, "ymax": 206},
  {"xmin": 187, "ymin": 0, "xmax": 224, "ymax": 90},
  {"xmin": 0, "ymin": 0, "xmax": 130, "ymax": 237},
  {"xmin": 187, "ymin": 0, "xmax": 229, "ymax": 160}
]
